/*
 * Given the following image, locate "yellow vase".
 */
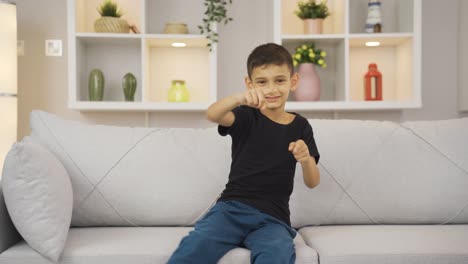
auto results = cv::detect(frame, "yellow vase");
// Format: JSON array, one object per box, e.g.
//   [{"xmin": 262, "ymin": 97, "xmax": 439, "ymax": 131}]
[{"xmin": 168, "ymin": 80, "xmax": 190, "ymax": 102}]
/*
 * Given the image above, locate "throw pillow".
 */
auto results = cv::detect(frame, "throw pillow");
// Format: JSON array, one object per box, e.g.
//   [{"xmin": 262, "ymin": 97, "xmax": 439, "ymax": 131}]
[{"xmin": 1, "ymin": 136, "xmax": 73, "ymax": 262}]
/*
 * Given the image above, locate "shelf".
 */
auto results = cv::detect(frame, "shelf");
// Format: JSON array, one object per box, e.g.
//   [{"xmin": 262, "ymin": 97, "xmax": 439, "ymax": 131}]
[
  {"xmin": 145, "ymin": 0, "xmax": 204, "ymax": 34},
  {"xmin": 273, "ymin": 0, "xmax": 421, "ymax": 111},
  {"xmin": 68, "ymin": 0, "xmax": 217, "ymax": 111},
  {"xmin": 279, "ymin": 0, "xmax": 346, "ymax": 35},
  {"xmin": 144, "ymin": 38, "xmax": 212, "ymax": 103},
  {"xmin": 349, "ymin": 33, "xmax": 413, "ymax": 47},
  {"xmin": 69, "ymin": 101, "xmax": 210, "ymax": 112},
  {"xmin": 145, "ymin": 34, "xmax": 208, "ymax": 48},
  {"xmin": 282, "ymin": 33, "xmax": 412, "ymax": 46},
  {"xmin": 282, "ymin": 35, "xmax": 346, "ymax": 45},
  {"xmin": 76, "ymin": 34, "xmax": 141, "ymax": 45},
  {"xmin": 75, "ymin": 0, "xmax": 143, "ymax": 33},
  {"xmin": 283, "ymin": 39, "xmax": 346, "ymax": 102},
  {"xmin": 349, "ymin": 38, "xmax": 413, "ymax": 102},
  {"xmin": 69, "ymin": 0, "xmax": 420, "ymax": 112},
  {"xmin": 349, "ymin": 0, "xmax": 414, "ymax": 34},
  {"xmin": 282, "ymin": 34, "xmax": 346, "ymax": 40},
  {"xmin": 69, "ymin": 100, "xmax": 421, "ymax": 112},
  {"xmin": 285, "ymin": 100, "xmax": 421, "ymax": 111},
  {"xmin": 76, "ymin": 32, "xmax": 142, "ymax": 39},
  {"xmin": 75, "ymin": 37, "xmax": 142, "ymax": 102}
]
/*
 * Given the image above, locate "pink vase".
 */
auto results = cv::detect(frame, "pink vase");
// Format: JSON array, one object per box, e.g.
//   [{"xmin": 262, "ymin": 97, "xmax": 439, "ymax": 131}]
[{"xmin": 294, "ymin": 63, "xmax": 321, "ymax": 101}]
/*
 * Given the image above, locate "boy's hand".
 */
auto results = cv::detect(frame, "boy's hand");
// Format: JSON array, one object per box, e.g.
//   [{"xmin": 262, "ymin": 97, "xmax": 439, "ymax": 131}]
[
  {"xmin": 288, "ymin": 140, "xmax": 311, "ymax": 164},
  {"xmin": 238, "ymin": 88, "xmax": 266, "ymax": 109}
]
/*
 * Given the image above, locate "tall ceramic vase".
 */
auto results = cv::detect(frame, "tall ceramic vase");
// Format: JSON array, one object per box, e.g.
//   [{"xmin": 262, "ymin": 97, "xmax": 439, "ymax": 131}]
[
  {"xmin": 88, "ymin": 69, "xmax": 104, "ymax": 101},
  {"xmin": 122, "ymin": 73, "xmax": 137, "ymax": 101},
  {"xmin": 294, "ymin": 63, "xmax": 321, "ymax": 101}
]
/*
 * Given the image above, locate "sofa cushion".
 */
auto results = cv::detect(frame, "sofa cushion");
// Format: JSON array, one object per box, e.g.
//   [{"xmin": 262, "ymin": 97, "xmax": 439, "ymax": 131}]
[
  {"xmin": 299, "ymin": 225, "xmax": 468, "ymax": 264},
  {"xmin": 1, "ymin": 136, "xmax": 73, "ymax": 262},
  {"xmin": 0, "ymin": 227, "xmax": 318, "ymax": 264},
  {"xmin": 29, "ymin": 110, "xmax": 232, "ymax": 227}
]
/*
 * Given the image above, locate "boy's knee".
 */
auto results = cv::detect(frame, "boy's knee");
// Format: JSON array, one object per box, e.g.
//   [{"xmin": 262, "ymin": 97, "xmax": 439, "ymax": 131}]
[
  {"xmin": 181, "ymin": 232, "xmax": 214, "ymax": 249},
  {"xmin": 251, "ymin": 238, "xmax": 295, "ymax": 263},
  {"xmin": 270, "ymin": 238, "xmax": 295, "ymax": 255}
]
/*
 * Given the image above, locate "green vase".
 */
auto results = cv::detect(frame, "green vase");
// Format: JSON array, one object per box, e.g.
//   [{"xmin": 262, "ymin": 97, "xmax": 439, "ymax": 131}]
[
  {"xmin": 122, "ymin": 73, "xmax": 137, "ymax": 101},
  {"xmin": 88, "ymin": 69, "xmax": 104, "ymax": 101},
  {"xmin": 168, "ymin": 80, "xmax": 190, "ymax": 102}
]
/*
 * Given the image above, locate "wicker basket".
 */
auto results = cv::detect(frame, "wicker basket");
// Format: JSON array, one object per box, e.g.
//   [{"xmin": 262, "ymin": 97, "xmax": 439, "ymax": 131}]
[{"xmin": 94, "ymin": 17, "xmax": 130, "ymax": 33}]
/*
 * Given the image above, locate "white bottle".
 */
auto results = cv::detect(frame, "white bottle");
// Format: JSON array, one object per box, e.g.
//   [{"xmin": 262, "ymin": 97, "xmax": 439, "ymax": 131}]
[{"xmin": 365, "ymin": 0, "xmax": 382, "ymax": 33}]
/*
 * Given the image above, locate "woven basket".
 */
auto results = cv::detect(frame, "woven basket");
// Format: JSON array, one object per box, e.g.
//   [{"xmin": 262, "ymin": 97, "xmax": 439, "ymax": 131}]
[{"xmin": 94, "ymin": 17, "xmax": 129, "ymax": 33}]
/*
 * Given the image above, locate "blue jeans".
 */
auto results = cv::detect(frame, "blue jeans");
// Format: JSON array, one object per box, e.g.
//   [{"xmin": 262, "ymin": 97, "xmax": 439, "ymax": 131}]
[{"xmin": 167, "ymin": 200, "xmax": 296, "ymax": 264}]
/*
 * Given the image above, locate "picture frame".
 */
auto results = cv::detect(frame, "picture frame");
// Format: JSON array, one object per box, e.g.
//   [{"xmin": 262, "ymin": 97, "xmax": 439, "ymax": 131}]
[{"xmin": 45, "ymin": 39, "xmax": 62, "ymax": 57}]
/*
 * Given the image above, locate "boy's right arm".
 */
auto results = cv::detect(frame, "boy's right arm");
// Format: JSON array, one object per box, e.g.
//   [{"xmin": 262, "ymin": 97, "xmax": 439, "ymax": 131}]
[
  {"xmin": 206, "ymin": 89, "xmax": 265, "ymax": 127},
  {"xmin": 206, "ymin": 94, "xmax": 244, "ymax": 127}
]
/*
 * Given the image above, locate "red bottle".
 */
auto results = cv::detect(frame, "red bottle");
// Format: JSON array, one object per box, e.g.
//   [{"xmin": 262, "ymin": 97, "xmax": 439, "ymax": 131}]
[{"xmin": 364, "ymin": 63, "xmax": 382, "ymax": 101}]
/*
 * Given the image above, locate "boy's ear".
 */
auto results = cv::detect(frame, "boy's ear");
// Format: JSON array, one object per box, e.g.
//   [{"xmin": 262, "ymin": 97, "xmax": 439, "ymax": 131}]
[
  {"xmin": 245, "ymin": 76, "xmax": 253, "ymax": 90},
  {"xmin": 290, "ymin": 73, "xmax": 299, "ymax": 91}
]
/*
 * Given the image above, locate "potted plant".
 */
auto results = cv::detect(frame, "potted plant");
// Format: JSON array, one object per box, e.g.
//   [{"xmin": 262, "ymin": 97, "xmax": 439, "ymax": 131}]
[
  {"xmin": 198, "ymin": 0, "xmax": 233, "ymax": 51},
  {"xmin": 295, "ymin": 0, "xmax": 330, "ymax": 34},
  {"xmin": 292, "ymin": 44, "xmax": 327, "ymax": 101},
  {"xmin": 94, "ymin": 0, "xmax": 129, "ymax": 33}
]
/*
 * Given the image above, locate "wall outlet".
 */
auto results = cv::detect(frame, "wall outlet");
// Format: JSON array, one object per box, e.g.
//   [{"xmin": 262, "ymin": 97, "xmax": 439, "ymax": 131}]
[
  {"xmin": 45, "ymin": 40, "xmax": 62, "ymax": 56},
  {"xmin": 17, "ymin": 40, "xmax": 25, "ymax": 56}
]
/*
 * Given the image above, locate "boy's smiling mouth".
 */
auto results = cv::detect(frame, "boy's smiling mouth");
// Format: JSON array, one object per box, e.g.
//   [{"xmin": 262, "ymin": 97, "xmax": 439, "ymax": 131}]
[{"xmin": 265, "ymin": 96, "xmax": 281, "ymax": 102}]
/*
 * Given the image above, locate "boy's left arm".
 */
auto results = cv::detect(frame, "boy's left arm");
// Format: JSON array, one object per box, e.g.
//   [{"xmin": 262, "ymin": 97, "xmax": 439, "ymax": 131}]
[{"xmin": 289, "ymin": 140, "xmax": 320, "ymax": 189}]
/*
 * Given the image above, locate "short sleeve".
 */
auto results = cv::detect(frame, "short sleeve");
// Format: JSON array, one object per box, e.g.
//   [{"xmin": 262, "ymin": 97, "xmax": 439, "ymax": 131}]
[
  {"xmin": 302, "ymin": 120, "xmax": 320, "ymax": 164},
  {"xmin": 218, "ymin": 106, "xmax": 253, "ymax": 137}
]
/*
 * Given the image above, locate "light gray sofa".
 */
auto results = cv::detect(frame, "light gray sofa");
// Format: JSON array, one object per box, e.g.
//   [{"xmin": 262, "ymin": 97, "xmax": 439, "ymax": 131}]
[{"xmin": 1, "ymin": 110, "xmax": 468, "ymax": 264}]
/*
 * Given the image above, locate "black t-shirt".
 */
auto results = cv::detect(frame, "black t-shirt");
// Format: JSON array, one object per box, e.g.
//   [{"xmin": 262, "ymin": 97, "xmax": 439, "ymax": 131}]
[{"xmin": 217, "ymin": 106, "xmax": 320, "ymax": 226}]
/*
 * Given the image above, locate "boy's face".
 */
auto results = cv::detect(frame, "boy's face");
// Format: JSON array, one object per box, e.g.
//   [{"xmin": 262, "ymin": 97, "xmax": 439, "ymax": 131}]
[{"xmin": 245, "ymin": 64, "xmax": 298, "ymax": 111}]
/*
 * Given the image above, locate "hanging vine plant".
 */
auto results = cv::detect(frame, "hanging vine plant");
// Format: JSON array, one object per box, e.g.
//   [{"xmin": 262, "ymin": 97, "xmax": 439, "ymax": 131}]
[{"xmin": 198, "ymin": 0, "xmax": 233, "ymax": 51}]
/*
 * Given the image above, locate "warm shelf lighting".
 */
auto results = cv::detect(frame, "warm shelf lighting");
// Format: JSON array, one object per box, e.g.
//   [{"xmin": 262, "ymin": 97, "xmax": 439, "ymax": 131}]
[
  {"xmin": 171, "ymin": 42, "xmax": 187, "ymax": 48},
  {"xmin": 365, "ymin": 41, "xmax": 381, "ymax": 47}
]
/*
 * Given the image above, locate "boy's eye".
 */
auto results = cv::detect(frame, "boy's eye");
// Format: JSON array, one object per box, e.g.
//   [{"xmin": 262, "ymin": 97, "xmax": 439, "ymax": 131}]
[
  {"xmin": 276, "ymin": 79, "xmax": 286, "ymax": 83},
  {"xmin": 256, "ymin": 80, "xmax": 266, "ymax": 85}
]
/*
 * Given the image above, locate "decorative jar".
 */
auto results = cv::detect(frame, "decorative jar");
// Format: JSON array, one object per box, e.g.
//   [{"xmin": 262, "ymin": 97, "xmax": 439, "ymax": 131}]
[{"xmin": 168, "ymin": 80, "xmax": 190, "ymax": 102}]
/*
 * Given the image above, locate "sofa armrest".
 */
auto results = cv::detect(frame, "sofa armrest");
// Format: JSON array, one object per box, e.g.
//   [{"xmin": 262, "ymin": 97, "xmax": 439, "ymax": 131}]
[{"xmin": 0, "ymin": 183, "xmax": 21, "ymax": 254}]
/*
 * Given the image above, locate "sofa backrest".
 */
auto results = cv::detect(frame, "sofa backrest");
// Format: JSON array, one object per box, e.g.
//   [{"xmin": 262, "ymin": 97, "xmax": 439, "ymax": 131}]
[
  {"xmin": 30, "ymin": 111, "xmax": 231, "ymax": 227},
  {"xmin": 29, "ymin": 111, "xmax": 468, "ymax": 228},
  {"xmin": 290, "ymin": 118, "xmax": 468, "ymax": 228}
]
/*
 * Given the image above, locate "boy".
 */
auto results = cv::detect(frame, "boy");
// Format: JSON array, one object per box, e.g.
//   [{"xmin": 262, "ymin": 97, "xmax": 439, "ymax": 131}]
[{"xmin": 167, "ymin": 43, "xmax": 320, "ymax": 264}]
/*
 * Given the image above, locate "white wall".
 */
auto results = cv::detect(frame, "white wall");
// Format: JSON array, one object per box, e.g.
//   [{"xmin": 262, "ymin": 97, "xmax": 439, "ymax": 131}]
[
  {"xmin": 15, "ymin": 0, "xmax": 468, "ymax": 140},
  {"xmin": 459, "ymin": 0, "xmax": 468, "ymax": 112}
]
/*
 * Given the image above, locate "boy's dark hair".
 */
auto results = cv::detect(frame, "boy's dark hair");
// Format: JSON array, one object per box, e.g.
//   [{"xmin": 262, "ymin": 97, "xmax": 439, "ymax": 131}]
[{"xmin": 247, "ymin": 43, "xmax": 294, "ymax": 79}]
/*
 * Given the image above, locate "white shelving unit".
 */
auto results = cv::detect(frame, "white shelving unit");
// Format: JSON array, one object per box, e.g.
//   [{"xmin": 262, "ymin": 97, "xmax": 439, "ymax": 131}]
[
  {"xmin": 275, "ymin": 0, "xmax": 422, "ymax": 111},
  {"xmin": 67, "ymin": 0, "xmax": 217, "ymax": 111}
]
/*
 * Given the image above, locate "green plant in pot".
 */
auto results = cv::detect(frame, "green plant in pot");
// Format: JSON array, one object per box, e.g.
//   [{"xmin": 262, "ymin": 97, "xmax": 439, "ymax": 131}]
[
  {"xmin": 94, "ymin": 0, "xmax": 129, "ymax": 33},
  {"xmin": 295, "ymin": 0, "xmax": 330, "ymax": 34},
  {"xmin": 292, "ymin": 43, "xmax": 327, "ymax": 101},
  {"xmin": 198, "ymin": 0, "xmax": 233, "ymax": 51},
  {"xmin": 292, "ymin": 44, "xmax": 327, "ymax": 68}
]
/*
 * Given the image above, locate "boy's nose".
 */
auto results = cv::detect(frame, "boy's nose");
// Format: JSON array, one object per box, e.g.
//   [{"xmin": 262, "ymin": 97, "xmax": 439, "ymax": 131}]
[{"xmin": 264, "ymin": 84, "xmax": 277, "ymax": 94}]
